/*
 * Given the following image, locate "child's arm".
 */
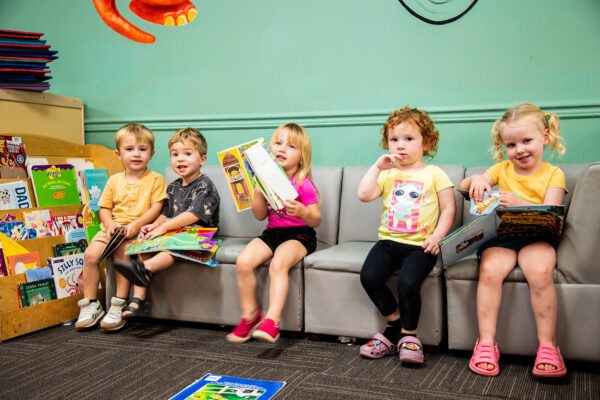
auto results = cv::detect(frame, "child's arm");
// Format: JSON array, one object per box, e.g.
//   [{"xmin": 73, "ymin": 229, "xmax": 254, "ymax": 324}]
[
  {"xmin": 143, "ymin": 211, "xmax": 200, "ymax": 240},
  {"xmin": 422, "ymin": 187, "xmax": 456, "ymax": 255},
  {"xmin": 123, "ymin": 201, "xmax": 164, "ymax": 239},
  {"xmin": 460, "ymin": 173, "xmax": 494, "ymax": 202},
  {"xmin": 99, "ymin": 207, "xmax": 120, "ymax": 237},
  {"xmin": 282, "ymin": 200, "xmax": 321, "ymax": 228},
  {"xmin": 357, "ymin": 154, "xmax": 403, "ymax": 202},
  {"xmin": 251, "ymin": 185, "xmax": 269, "ymax": 221},
  {"xmin": 499, "ymin": 187, "xmax": 565, "ymax": 207}
]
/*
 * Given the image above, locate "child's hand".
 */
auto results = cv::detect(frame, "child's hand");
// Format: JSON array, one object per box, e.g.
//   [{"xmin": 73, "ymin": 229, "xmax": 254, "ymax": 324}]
[
  {"xmin": 498, "ymin": 190, "xmax": 524, "ymax": 207},
  {"xmin": 106, "ymin": 222, "xmax": 122, "ymax": 238},
  {"xmin": 283, "ymin": 199, "xmax": 305, "ymax": 218},
  {"xmin": 374, "ymin": 154, "xmax": 404, "ymax": 171},
  {"xmin": 422, "ymin": 234, "xmax": 441, "ymax": 255},
  {"xmin": 123, "ymin": 222, "xmax": 140, "ymax": 239},
  {"xmin": 145, "ymin": 223, "xmax": 168, "ymax": 240},
  {"xmin": 469, "ymin": 175, "xmax": 493, "ymax": 203}
]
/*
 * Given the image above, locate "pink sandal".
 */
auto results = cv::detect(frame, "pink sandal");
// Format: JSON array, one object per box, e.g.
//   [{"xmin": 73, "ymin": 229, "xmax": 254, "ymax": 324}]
[
  {"xmin": 360, "ymin": 333, "xmax": 398, "ymax": 359},
  {"xmin": 469, "ymin": 339, "xmax": 500, "ymax": 376},
  {"xmin": 532, "ymin": 345, "xmax": 567, "ymax": 378}
]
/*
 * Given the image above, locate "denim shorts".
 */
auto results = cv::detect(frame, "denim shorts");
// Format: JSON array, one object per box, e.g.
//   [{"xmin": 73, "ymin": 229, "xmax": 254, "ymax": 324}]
[
  {"xmin": 258, "ymin": 226, "xmax": 317, "ymax": 255},
  {"xmin": 477, "ymin": 235, "xmax": 556, "ymax": 257}
]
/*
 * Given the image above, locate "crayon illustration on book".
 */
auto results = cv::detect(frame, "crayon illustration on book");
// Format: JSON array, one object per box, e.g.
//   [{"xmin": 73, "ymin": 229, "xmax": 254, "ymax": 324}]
[
  {"xmin": 170, "ymin": 373, "xmax": 285, "ymax": 400},
  {"xmin": 217, "ymin": 139, "xmax": 262, "ymax": 211},
  {"xmin": 439, "ymin": 204, "xmax": 565, "ymax": 267}
]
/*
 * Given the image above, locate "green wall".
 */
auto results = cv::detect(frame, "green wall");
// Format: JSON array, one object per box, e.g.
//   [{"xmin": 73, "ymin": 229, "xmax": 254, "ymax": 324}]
[{"xmin": 2, "ymin": 0, "xmax": 599, "ymax": 172}]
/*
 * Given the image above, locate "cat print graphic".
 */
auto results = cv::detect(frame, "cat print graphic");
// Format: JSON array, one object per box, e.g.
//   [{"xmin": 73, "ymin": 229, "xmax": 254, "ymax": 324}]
[{"xmin": 385, "ymin": 180, "xmax": 424, "ymax": 233}]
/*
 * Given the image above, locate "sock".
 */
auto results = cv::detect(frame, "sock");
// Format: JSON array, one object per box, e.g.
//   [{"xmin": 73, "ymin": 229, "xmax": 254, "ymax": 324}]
[
  {"xmin": 382, "ymin": 319, "xmax": 402, "ymax": 343},
  {"xmin": 399, "ymin": 332, "xmax": 415, "ymax": 340},
  {"xmin": 88, "ymin": 299, "xmax": 97, "ymax": 303}
]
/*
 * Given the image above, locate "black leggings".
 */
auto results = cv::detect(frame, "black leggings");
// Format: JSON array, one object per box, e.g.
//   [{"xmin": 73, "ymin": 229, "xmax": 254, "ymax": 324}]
[{"xmin": 360, "ymin": 240, "xmax": 437, "ymax": 331}]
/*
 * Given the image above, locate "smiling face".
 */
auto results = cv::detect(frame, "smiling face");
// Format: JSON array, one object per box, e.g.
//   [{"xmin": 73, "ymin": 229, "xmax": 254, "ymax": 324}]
[
  {"xmin": 116, "ymin": 134, "xmax": 154, "ymax": 173},
  {"xmin": 501, "ymin": 121, "xmax": 549, "ymax": 175},
  {"xmin": 170, "ymin": 140, "xmax": 206, "ymax": 184},
  {"xmin": 387, "ymin": 122, "xmax": 427, "ymax": 170},
  {"xmin": 270, "ymin": 129, "xmax": 302, "ymax": 177}
]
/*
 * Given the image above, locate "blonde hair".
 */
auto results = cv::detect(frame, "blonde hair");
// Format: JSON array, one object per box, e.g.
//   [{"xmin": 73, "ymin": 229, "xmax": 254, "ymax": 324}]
[
  {"xmin": 269, "ymin": 123, "xmax": 313, "ymax": 186},
  {"xmin": 114, "ymin": 123, "xmax": 155, "ymax": 152},
  {"xmin": 381, "ymin": 107, "xmax": 439, "ymax": 158},
  {"xmin": 168, "ymin": 127, "xmax": 207, "ymax": 156},
  {"xmin": 491, "ymin": 103, "xmax": 566, "ymax": 161}
]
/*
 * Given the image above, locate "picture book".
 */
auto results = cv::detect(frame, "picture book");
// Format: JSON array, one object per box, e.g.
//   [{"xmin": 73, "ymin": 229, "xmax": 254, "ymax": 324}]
[
  {"xmin": 126, "ymin": 227, "xmax": 218, "ymax": 255},
  {"xmin": 0, "ymin": 247, "xmax": 8, "ymax": 276},
  {"xmin": 25, "ymin": 266, "xmax": 52, "ymax": 282},
  {"xmin": 439, "ymin": 205, "xmax": 565, "ymax": 267},
  {"xmin": 66, "ymin": 158, "xmax": 94, "ymax": 203},
  {"xmin": 0, "ymin": 221, "xmax": 29, "ymax": 240},
  {"xmin": 81, "ymin": 168, "xmax": 108, "ymax": 212},
  {"xmin": 168, "ymin": 249, "xmax": 219, "ymax": 267},
  {"xmin": 30, "ymin": 164, "xmax": 81, "ymax": 207},
  {"xmin": 170, "ymin": 373, "xmax": 285, "ymax": 400},
  {"xmin": 66, "ymin": 227, "xmax": 87, "ymax": 243},
  {"xmin": 0, "ymin": 180, "xmax": 32, "ymax": 209},
  {"xmin": 0, "ymin": 135, "xmax": 28, "ymax": 179},
  {"xmin": 217, "ymin": 139, "xmax": 262, "ymax": 211},
  {"xmin": 7, "ymin": 251, "xmax": 40, "ymax": 275},
  {"xmin": 53, "ymin": 239, "xmax": 87, "ymax": 257},
  {"xmin": 18, "ymin": 278, "xmax": 57, "ymax": 307},
  {"xmin": 51, "ymin": 213, "xmax": 84, "ymax": 235},
  {"xmin": 48, "ymin": 253, "xmax": 84, "ymax": 298},
  {"xmin": 22, "ymin": 209, "xmax": 53, "ymax": 238},
  {"xmin": 98, "ymin": 227, "xmax": 125, "ymax": 262}
]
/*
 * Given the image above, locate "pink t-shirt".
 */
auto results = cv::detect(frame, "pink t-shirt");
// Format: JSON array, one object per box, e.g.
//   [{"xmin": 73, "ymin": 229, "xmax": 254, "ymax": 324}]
[{"xmin": 266, "ymin": 176, "xmax": 319, "ymax": 229}]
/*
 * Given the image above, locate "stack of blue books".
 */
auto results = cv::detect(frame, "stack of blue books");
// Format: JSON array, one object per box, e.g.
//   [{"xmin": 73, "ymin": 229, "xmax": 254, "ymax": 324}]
[{"xmin": 0, "ymin": 29, "xmax": 59, "ymax": 92}]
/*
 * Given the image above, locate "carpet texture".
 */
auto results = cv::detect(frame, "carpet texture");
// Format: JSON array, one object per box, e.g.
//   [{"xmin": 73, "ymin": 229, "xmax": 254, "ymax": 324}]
[{"xmin": 1, "ymin": 320, "xmax": 598, "ymax": 399}]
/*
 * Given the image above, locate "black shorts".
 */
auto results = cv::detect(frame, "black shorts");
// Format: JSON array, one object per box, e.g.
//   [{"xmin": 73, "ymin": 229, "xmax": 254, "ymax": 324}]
[
  {"xmin": 258, "ymin": 226, "xmax": 317, "ymax": 255},
  {"xmin": 477, "ymin": 235, "xmax": 557, "ymax": 257}
]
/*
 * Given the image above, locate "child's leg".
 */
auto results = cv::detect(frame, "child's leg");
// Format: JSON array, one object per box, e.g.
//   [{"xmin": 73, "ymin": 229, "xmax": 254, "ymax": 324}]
[
  {"xmin": 82, "ymin": 240, "xmax": 106, "ymax": 300},
  {"xmin": 112, "ymin": 244, "xmax": 132, "ymax": 299},
  {"xmin": 518, "ymin": 242, "xmax": 559, "ymax": 372},
  {"xmin": 236, "ymin": 238, "xmax": 273, "ymax": 320},
  {"xmin": 264, "ymin": 240, "xmax": 307, "ymax": 324}
]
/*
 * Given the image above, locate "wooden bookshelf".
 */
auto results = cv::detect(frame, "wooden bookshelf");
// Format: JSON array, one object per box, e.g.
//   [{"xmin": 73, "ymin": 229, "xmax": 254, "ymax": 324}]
[{"xmin": 0, "ymin": 133, "xmax": 121, "ymax": 342}]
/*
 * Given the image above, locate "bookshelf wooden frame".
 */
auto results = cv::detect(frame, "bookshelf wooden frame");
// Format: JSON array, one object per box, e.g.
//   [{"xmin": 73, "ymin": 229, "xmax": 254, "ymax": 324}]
[{"xmin": 0, "ymin": 133, "xmax": 122, "ymax": 342}]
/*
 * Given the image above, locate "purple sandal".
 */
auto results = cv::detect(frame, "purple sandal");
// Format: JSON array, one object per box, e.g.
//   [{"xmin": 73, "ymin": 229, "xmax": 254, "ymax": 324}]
[
  {"xmin": 398, "ymin": 336, "xmax": 424, "ymax": 364},
  {"xmin": 360, "ymin": 333, "xmax": 398, "ymax": 359}
]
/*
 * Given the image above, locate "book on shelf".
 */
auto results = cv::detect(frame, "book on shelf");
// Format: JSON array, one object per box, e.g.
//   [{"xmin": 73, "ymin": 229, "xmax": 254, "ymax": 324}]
[
  {"xmin": 22, "ymin": 209, "xmax": 54, "ymax": 238},
  {"xmin": 0, "ymin": 247, "xmax": 8, "ymax": 276},
  {"xmin": 30, "ymin": 164, "xmax": 81, "ymax": 207},
  {"xmin": 98, "ymin": 227, "xmax": 125, "ymax": 262},
  {"xmin": 81, "ymin": 168, "xmax": 108, "ymax": 211},
  {"xmin": 53, "ymin": 239, "xmax": 87, "ymax": 257},
  {"xmin": 51, "ymin": 213, "xmax": 84, "ymax": 236},
  {"xmin": 0, "ymin": 135, "xmax": 28, "ymax": 179},
  {"xmin": 170, "ymin": 373, "xmax": 285, "ymax": 400},
  {"xmin": 0, "ymin": 220, "xmax": 29, "ymax": 240},
  {"xmin": 439, "ymin": 199, "xmax": 565, "ymax": 267},
  {"xmin": 66, "ymin": 158, "xmax": 94, "ymax": 203},
  {"xmin": 217, "ymin": 139, "xmax": 262, "ymax": 212},
  {"xmin": 125, "ymin": 227, "xmax": 218, "ymax": 255},
  {"xmin": 0, "ymin": 180, "xmax": 33, "ymax": 209},
  {"xmin": 7, "ymin": 251, "xmax": 40, "ymax": 275},
  {"xmin": 48, "ymin": 252, "xmax": 84, "ymax": 298},
  {"xmin": 25, "ymin": 266, "xmax": 52, "ymax": 282},
  {"xmin": 18, "ymin": 277, "xmax": 57, "ymax": 307}
]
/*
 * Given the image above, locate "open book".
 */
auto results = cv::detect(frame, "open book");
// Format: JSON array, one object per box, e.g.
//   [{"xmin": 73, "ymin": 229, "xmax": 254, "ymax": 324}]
[{"xmin": 439, "ymin": 202, "xmax": 565, "ymax": 268}]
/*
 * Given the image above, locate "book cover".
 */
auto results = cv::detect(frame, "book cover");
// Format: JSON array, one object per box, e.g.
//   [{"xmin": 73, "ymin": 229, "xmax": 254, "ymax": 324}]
[
  {"xmin": 82, "ymin": 168, "xmax": 108, "ymax": 212},
  {"xmin": 18, "ymin": 277, "xmax": 57, "ymax": 307},
  {"xmin": 22, "ymin": 209, "xmax": 53, "ymax": 238},
  {"xmin": 125, "ymin": 227, "xmax": 218, "ymax": 255},
  {"xmin": 0, "ymin": 221, "xmax": 29, "ymax": 240},
  {"xmin": 51, "ymin": 214, "xmax": 84, "ymax": 235},
  {"xmin": 66, "ymin": 227, "xmax": 87, "ymax": 243},
  {"xmin": 168, "ymin": 249, "xmax": 219, "ymax": 267},
  {"xmin": 48, "ymin": 253, "xmax": 84, "ymax": 298},
  {"xmin": 0, "ymin": 180, "xmax": 32, "ymax": 209},
  {"xmin": 0, "ymin": 246, "xmax": 8, "ymax": 276},
  {"xmin": 8, "ymin": 251, "xmax": 40, "ymax": 275},
  {"xmin": 217, "ymin": 139, "xmax": 262, "ymax": 212},
  {"xmin": 53, "ymin": 239, "xmax": 87, "ymax": 257},
  {"xmin": 25, "ymin": 266, "xmax": 52, "ymax": 282},
  {"xmin": 170, "ymin": 374, "xmax": 285, "ymax": 400},
  {"xmin": 439, "ymin": 205, "xmax": 565, "ymax": 267},
  {"xmin": 0, "ymin": 135, "xmax": 28, "ymax": 179},
  {"xmin": 98, "ymin": 227, "xmax": 125, "ymax": 262},
  {"xmin": 30, "ymin": 164, "xmax": 81, "ymax": 207}
]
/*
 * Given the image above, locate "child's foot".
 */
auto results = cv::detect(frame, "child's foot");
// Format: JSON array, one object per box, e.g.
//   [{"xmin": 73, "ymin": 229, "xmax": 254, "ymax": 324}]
[
  {"xmin": 113, "ymin": 258, "xmax": 152, "ymax": 287},
  {"xmin": 122, "ymin": 297, "xmax": 151, "ymax": 319},
  {"xmin": 75, "ymin": 299, "xmax": 105, "ymax": 330},
  {"xmin": 398, "ymin": 336, "xmax": 424, "ymax": 364},
  {"xmin": 99, "ymin": 297, "xmax": 127, "ymax": 331},
  {"xmin": 532, "ymin": 344, "xmax": 567, "ymax": 378},
  {"xmin": 360, "ymin": 333, "xmax": 398, "ymax": 359},
  {"xmin": 252, "ymin": 318, "xmax": 280, "ymax": 343},
  {"xmin": 226, "ymin": 309, "xmax": 263, "ymax": 343},
  {"xmin": 469, "ymin": 339, "xmax": 500, "ymax": 376}
]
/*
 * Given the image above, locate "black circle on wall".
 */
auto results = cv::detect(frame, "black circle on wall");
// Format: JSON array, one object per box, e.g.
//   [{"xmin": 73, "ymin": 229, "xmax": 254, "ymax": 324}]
[{"xmin": 398, "ymin": 0, "xmax": 478, "ymax": 25}]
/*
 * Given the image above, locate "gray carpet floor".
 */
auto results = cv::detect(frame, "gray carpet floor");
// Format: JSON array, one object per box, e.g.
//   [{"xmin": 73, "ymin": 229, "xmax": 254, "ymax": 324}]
[{"xmin": 1, "ymin": 319, "xmax": 598, "ymax": 400}]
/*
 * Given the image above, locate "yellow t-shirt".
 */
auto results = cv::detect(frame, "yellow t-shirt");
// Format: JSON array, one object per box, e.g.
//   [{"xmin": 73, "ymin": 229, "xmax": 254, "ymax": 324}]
[
  {"xmin": 486, "ymin": 161, "xmax": 566, "ymax": 204},
  {"xmin": 377, "ymin": 165, "xmax": 453, "ymax": 246},
  {"xmin": 98, "ymin": 169, "xmax": 167, "ymax": 225}
]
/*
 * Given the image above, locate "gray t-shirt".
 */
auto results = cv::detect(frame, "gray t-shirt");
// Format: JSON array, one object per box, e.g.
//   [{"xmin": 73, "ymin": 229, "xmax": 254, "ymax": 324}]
[{"xmin": 161, "ymin": 174, "xmax": 220, "ymax": 227}]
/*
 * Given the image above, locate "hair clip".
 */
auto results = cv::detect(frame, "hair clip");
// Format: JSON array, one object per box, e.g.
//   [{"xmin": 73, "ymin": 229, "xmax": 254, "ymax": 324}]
[{"xmin": 544, "ymin": 112, "xmax": 551, "ymax": 121}]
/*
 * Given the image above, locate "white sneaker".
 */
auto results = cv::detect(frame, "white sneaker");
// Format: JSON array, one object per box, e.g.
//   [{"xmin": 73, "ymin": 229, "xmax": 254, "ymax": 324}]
[
  {"xmin": 100, "ymin": 297, "xmax": 127, "ymax": 331},
  {"xmin": 75, "ymin": 299, "xmax": 105, "ymax": 330}
]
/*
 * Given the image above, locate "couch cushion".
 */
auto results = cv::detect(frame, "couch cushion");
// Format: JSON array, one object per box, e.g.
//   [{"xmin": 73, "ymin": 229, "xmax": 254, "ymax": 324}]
[
  {"xmin": 310, "ymin": 166, "xmax": 342, "ymax": 246},
  {"xmin": 215, "ymin": 237, "xmax": 329, "ymax": 265}
]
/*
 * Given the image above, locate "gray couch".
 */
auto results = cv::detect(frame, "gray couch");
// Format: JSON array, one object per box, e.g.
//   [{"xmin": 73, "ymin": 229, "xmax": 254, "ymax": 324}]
[{"xmin": 445, "ymin": 163, "xmax": 600, "ymax": 362}]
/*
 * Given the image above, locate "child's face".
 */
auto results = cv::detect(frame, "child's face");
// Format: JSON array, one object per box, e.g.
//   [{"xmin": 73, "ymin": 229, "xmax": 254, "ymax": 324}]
[
  {"xmin": 387, "ymin": 122, "xmax": 427, "ymax": 169},
  {"xmin": 170, "ymin": 140, "xmax": 206, "ymax": 184},
  {"xmin": 271, "ymin": 130, "xmax": 302, "ymax": 176},
  {"xmin": 116, "ymin": 134, "xmax": 154, "ymax": 173},
  {"xmin": 501, "ymin": 121, "xmax": 548, "ymax": 175}
]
